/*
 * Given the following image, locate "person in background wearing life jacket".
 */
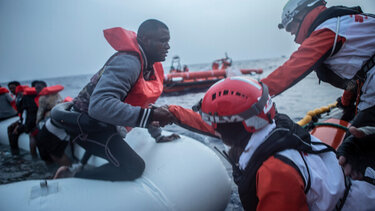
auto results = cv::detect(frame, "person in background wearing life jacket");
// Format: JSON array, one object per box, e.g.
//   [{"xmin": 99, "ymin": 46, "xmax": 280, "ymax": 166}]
[
  {"xmin": 0, "ymin": 85, "xmax": 17, "ymax": 121},
  {"xmin": 7, "ymin": 81, "xmax": 20, "ymax": 96},
  {"xmin": 167, "ymin": 77, "xmax": 375, "ymax": 210},
  {"xmin": 221, "ymin": 57, "xmax": 232, "ymax": 70},
  {"xmin": 52, "ymin": 19, "xmax": 179, "ymax": 180},
  {"xmin": 18, "ymin": 80, "xmax": 47, "ymax": 157},
  {"xmin": 35, "ymin": 85, "xmax": 72, "ymax": 167},
  {"xmin": 36, "ymin": 85, "xmax": 64, "ymax": 126},
  {"xmin": 183, "ymin": 65, "xmax": 189, "ymax": 72},
  {"xmin": 212, "ymin": 61, "xmax": 220, "ymax": 70},
  {"xmin": 6, "ymin": 81, "xmax": 21, "ymax": 113},
  {"xmin": 7, "ymin": 83, "xmax": 29, "ymax": 155},
  {"xmin": 260, "ymin": 0, "xmax": 375, "ymax": 180}
]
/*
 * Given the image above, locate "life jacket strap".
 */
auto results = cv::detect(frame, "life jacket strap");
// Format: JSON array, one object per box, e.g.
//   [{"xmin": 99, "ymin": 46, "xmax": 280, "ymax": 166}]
[
  {"xmin": 355, "ymin": 53, "xmax": 375, "ymax": 82},
  {"xmin": 333, "ymin": 175, "xmax": 352, "ymax": 211}
]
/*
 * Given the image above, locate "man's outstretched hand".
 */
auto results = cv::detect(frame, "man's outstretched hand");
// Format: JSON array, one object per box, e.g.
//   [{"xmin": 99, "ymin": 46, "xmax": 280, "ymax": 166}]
[
  {"xmin": 156, "ymin": 133, "xmax": 180, "ymax": 143},
  {"xmin": 337, "ymin": 134, "xmax": 375, "ymax": 180},
  {"xmin": 151, "ymin": 105, "xmax": 178, "ymax": 127}
]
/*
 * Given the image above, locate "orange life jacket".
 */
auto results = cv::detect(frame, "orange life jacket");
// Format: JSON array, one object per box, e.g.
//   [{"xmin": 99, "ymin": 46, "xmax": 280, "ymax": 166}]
[
  {"xmin": 0, "ymin": 87, "xmax": 9, "ymax": 94},
  {"xmin": 103, "ymin": 27, "xmax": 164, "ymax": 108},
  {"xmin": 23, "ymin": 87, "xmax": 37, "ymax": 96},
  {"xmin": 63, "ymin": 96, "xmax": 73, "ymax": 102},
  {"xmin": 295, "ymin": 6, "xmax": 327, "ymax": 44},
  {"xmin": 22, "ymin": 87, "xmax": 40, "ymax": 107},
  {"xmin": 15, "ymin": 85, "xmax": 29, "ymax": 95},
  {"xmin": 39, "ymin": 85, "xmax": 64, "ymax": 96}
]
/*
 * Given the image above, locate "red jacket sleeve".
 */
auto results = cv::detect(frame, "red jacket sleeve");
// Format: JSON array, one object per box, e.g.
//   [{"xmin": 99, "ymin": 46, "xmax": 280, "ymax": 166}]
[
  {"xmin": 168, "ymin": 105, "xmax": 217, "ymax": 137},
  {"xmin": 261, "ymin": 28, "xmax": 345, "ymax": 97},
  {"xmin": 256, "ymin": 156, "xmax": 308, "ymax": 211}
]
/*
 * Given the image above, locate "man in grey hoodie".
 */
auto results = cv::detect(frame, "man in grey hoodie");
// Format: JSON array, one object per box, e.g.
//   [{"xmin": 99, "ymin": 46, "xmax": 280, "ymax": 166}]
[{"xmin": 54, "ymin": 19, "xmax": 179, "ymax": 181}]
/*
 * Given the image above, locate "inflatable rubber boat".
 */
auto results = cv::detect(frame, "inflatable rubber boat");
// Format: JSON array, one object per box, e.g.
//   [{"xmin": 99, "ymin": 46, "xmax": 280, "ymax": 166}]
[{"xmin": 0, "ymin": 116, "xmax": 232, "ymax": 211}]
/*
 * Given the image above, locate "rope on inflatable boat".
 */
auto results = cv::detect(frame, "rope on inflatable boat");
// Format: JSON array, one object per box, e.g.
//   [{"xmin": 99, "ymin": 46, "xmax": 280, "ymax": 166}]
[{"xmin": 297, "ymin": 102, "xmax": 341, "ymax": 127}]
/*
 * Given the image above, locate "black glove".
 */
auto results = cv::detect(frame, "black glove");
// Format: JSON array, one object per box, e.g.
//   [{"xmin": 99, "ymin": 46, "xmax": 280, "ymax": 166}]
[
  {"xmin": 336, "ymin": 97, "xmax": 355, "ymax": 122},
  {"xmin": 336, "ymin": 97, "xmax": 345, "ymax": 109},
  {"xmin": 337, "ymin": 135, "xmax": 375, "ymax": 175}
]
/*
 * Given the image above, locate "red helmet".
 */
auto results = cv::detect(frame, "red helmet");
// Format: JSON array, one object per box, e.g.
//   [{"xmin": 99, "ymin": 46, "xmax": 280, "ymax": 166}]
[{"xmin": 198, "ymin": 77, "xmax": 276, "ymax": 133}]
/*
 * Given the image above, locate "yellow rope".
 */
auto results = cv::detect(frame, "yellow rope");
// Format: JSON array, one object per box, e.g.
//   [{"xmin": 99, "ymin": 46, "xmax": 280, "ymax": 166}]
[{"xmin": 297, "ymin": 102, "xmax": 337, "ymax": 126}]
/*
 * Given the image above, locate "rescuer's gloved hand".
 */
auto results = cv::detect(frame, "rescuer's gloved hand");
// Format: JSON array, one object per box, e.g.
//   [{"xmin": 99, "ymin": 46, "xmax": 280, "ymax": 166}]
[
  {"xmin": 336, "ymin": 97, "xmax": 355, "ymax": 122},
  {"xmin": 337, "ymin": 134, "xmax": 375, "ymax": 180}
]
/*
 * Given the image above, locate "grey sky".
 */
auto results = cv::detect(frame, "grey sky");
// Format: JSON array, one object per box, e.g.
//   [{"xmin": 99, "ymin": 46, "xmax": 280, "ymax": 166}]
[{"xmin": 1, "ymin": 0, "xmax": 374, "ymax": 82}]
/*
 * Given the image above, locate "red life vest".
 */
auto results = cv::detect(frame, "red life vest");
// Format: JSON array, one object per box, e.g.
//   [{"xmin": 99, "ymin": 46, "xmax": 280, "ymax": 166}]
[
  {"xmin": 103, "ymin": 27, "xmax": 164, "ymax": 108},
  {"xmin": 23, "ymin": 87, "xmax": 37, "ymax": 96},
  {"xmin": 295, "ymin": 6, "xmax": 327, "ymax": 44},
  {"xmin": 22, "ymin": 87, "xmax": 40, "ymax": 107},
  {"xmin": 15, "ymin": 85, "xmax": 29, "ymax": 95},
  {"xmin": 0, "ymin": 88, "xmax": 19, "ymax": 112},
  {"xmin": 0, "ymin": 87, "xmax": 9, "ymax": 94},
  {"xmin": 63, "ymin": 96, "xmax": 73, "ymax": 102},
  {"xmin": 39, "ymin": 85, "xmax": 64, "ymax": 96}
]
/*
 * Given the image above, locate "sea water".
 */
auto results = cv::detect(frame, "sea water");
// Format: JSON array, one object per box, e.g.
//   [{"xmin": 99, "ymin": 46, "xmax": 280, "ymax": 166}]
[{"xmin": 0, "ymin": 56, "xmax": 342, "ymax": 210}]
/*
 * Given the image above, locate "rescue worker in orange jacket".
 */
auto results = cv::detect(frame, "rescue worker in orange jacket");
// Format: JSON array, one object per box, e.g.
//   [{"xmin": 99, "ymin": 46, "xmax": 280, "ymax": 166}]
[
  {"xmin": 53, "ymin": 19, "xmax": 179, "ymax": 181},
  {"xmin": 167, "ymin": 76, "xmax": 375, "ymax": 211},
  {"xmin": 260, "ymin": 0, "xmax": 375, "ymax": 180}
]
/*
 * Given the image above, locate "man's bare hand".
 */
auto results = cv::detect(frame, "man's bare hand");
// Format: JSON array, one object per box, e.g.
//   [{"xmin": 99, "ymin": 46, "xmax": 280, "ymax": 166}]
[
  {"xmin": 156, "ymin": 133, "xmax": 180, "ymax": 143},
  {"xmin": 151, "ymin": 105, "xmax": 178, "ymax": 127}
]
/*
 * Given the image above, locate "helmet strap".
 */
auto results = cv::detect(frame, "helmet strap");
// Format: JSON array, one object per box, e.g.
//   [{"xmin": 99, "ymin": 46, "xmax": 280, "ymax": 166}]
[{"xmin": 267, "ymin": 112, "xmax": 273, "ymax": 123}]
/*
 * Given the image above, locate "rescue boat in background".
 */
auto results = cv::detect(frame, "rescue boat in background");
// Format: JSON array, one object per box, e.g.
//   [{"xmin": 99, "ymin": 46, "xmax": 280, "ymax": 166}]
[
  {"xmin": 164, "ymin": 54, "xmax": 263, "ymax": 94},
  {"xmin": 164, "ymin": 69, "xmax": 263, "ymax": 94}
]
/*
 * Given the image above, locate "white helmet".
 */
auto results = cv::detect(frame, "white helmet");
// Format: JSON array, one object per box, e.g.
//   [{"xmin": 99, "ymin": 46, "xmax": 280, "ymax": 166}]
[{"xmin": 278, "ymin": 0, "xmax": 326, "ymax": 29}]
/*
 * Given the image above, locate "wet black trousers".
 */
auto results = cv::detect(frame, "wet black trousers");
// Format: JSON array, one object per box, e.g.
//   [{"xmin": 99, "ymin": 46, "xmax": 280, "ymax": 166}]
[{"xmin": 73, "ymin": 125, "xmax": 145, "ymax": 181}]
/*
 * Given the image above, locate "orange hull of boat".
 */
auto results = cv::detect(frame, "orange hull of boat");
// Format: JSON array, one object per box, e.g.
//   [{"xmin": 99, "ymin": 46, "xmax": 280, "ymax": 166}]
[
  {"xmin": 240, "ymin": 69, "xmax": 263, "ymax": 75},
  {"xmin": 310, "ymin": 119, "xmax": 350, "ymax": 149},
  {"xmin": 163, "ymin": 68, "xmax": 263, "ymax": 94},
  {"xmin": 165, "ymin": 70, "xmax": 226, "ymax": 81}
]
